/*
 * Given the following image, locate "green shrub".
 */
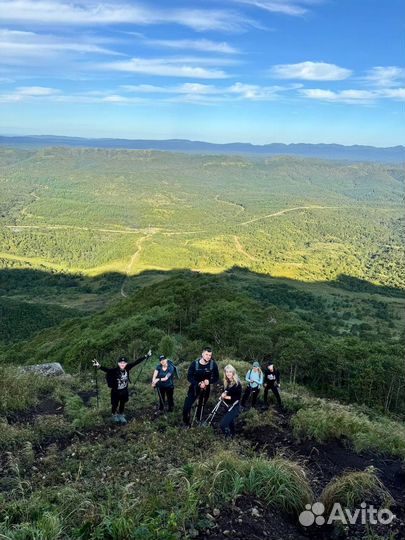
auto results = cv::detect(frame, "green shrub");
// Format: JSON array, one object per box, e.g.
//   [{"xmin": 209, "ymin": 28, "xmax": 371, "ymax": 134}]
[
  {"xmin": 174, "ymin": 450, "xmax": 313, "ymax": 515},
  {"xmin": 321, "ymin": 467, "xmax": 393, "ymax": 514}
]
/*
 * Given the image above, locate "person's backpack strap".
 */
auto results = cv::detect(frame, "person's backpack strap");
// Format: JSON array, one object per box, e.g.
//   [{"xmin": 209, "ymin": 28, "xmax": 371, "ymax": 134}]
[{"xmin": 106, "ymin": 369, "xmax": 116, "ymax": 389}]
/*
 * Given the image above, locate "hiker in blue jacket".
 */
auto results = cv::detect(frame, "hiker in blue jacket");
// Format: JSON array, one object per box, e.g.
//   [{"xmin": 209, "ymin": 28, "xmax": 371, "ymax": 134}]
[
  {"xmin": 241, "ymin": 361, "xmax": 263, "ymax": 408},
  {"xmin": 182, "ymin": 347, "xmax": 219, "ymax": 427},
  {"xmin": 151, "ymin": 354, "xmax": 175, "ymax": 412},
  {"xmin": 93, "ymin": 350, "xmax": 151, "ymax": 424}
]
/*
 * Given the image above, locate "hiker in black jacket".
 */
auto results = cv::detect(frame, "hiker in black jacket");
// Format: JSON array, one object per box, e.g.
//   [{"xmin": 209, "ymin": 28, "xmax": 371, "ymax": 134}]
[
  {"xmin": 182, "ymin": 347, "xmax": 219, "ymax": 427},
  {"xmin": 220, "ymin": 364, "xmax": 242, "ymax": 438},
  {"xmin": 263, "ymin": 362, "xmax": 282, "ymax": 408},
  {"xmin": 93, "ymin": 349, "xmax": 151, "ymax": 424}
]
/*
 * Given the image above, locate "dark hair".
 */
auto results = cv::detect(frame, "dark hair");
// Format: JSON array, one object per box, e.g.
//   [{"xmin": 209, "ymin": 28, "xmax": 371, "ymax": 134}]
[{"xmin": 203, "ymin": 347, "xmax": 212, "ymax": 353}]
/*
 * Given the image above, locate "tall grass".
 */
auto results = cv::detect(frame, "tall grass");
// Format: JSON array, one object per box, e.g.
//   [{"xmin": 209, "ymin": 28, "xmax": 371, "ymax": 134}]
[
  {"xmin": 321, "ymin": 467, "xmax": 393, "ymax": 514},
  {"xmin": 291, "ymin": 401, "xmax": 405, "ymax": 459},
  {"xmin": 174, "ymin": 450, "xmax": 313, "ymax": 515}
]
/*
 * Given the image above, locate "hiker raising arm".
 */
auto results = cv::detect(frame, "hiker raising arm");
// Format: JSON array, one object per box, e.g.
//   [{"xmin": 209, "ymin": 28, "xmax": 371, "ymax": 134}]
[{"xmin": 92, "ymin": 349, "xmax": 152, "ymax": 424}]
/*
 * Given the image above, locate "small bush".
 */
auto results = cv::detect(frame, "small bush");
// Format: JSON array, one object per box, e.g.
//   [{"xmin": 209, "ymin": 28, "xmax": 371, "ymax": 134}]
[
  {"xmin": 174, "ymin": 450, "xmax": 313, "ymax": 515},
  {"xmin": 321, "ymin": 467, "xmax": 393, "ymax": 514}
]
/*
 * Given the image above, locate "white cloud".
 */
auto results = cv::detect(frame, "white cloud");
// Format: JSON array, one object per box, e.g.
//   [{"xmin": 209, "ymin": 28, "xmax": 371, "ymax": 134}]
[
  {"xmin": 0, "ymin": 28, "xmax": 122, "ymax": 65},
  {"xmin": 16, "ymin": 86, "xmax": 60, "ymax": 96},
  {"xmin": 100, "ymin": 58, "xmax": 230, "ymax": 79},
  {"xmin": 270, "ymin": 61, "xmax": 352, "ymax": 81},
  {"xmin": 363, "ymin": 66, "xmax": 405, "ymax": 87},
  {"xmin": 121, "ymin": 82, "xmax": 216, "ymax": 94},
  {"xmin": 0, "ymin": 1, "xmax": 254, "ymax": 32},
  {"xmin": 0, "ymin": 85, "xmax": 60, "ymax": 101},
  {"xmin": 228, "ymin": 81, "xmax": 298, "ymax": 99},
  {"xmin": 141, "ymin": 38, "xmax": 239, "ymax": 54},
  {"xmin": 300, "ymin": 87, "xmax": 405, "ymax": 104},
  {"xmin": 231, "ymin": 0, "xmax": 323, "ymax": 16}
]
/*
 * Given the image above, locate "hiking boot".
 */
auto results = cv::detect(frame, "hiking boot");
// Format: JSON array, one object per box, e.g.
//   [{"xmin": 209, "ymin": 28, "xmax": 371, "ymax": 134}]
[
  {"xmin": 118, "ymin": 414, "xmax": 127, "ymax": 424},
  {"xmin": 112, "ymin": 414, "xmax": 120, "ymax": 424}
]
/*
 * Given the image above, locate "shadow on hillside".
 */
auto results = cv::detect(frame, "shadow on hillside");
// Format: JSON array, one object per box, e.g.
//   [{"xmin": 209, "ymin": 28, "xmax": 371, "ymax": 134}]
[
  {"xmin": 0, "ymin": 264, "xmax": 403, "ymax": 348},
  {"xmin": 1, "ymin": 265, "xmax": 404, "ymax": 300}
]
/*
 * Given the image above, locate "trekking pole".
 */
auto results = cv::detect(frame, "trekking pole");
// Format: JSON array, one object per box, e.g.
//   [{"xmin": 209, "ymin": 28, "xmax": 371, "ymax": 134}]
[
  {"xmin": 92, "ymin": 358, "xmax": 100, "ymax": 409},
  {"xmin": 203, "ymin": 398, "xmax": 228, "ymax": 426},
  {"xmin": 134, "ymin": 349, "xmax": 153, "ymax": 384},
  {"xmin": 155, "ymin": 385, "xmax": 165, "ymax": 413},
  {"xmin": 197, "ymin": 388, "xmax": 207, "ymax": 424}
]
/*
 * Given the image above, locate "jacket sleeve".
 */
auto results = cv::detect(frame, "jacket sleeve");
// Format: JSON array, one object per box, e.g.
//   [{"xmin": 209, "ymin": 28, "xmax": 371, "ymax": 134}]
[
  {"xmin": 127, "ymin": 354, "xmax": 147, "ymax": 371},
  {"xmin": 99, "ymin": 366, "xmax": 113, "ymax": 373},
  {"xmin": 276, "ymin": 370, "xmax": 281, "ymax": 384},
  {"xmin": 211, "ymin": 362, "xmax": 220, "ymax": 384},
  {"xmin": 187, "ymin": 361, "xmax": 198, "ymax": 385}
]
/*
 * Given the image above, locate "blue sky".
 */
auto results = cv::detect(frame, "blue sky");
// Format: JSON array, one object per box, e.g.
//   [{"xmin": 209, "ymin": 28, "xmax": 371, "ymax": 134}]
[{"xmin": 0, "ymin": 0, "xmax": 404, "ymax": 146}]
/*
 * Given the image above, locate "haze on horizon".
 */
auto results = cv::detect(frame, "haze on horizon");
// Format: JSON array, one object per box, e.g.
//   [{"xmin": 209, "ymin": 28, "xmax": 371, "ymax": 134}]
[{"xmin": 0, "ymin": 0, "xmax": 404, "ymax": 147}]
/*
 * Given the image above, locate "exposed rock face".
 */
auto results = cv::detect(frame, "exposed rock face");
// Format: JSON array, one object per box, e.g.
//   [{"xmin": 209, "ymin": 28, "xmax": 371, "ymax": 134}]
[{"xmin": 20, "ymin": 363, "xmax": 65, "ymax": 377}]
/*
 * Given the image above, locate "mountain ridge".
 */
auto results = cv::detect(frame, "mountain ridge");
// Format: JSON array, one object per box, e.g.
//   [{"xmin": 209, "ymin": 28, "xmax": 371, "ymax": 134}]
[{"xmin": 1, "ymin": 134, "xmax": 404, "ymax": 163}]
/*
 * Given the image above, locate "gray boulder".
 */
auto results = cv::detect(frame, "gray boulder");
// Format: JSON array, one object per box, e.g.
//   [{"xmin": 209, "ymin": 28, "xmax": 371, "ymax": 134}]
[{"xmin": 20, "ymin": 362, "xmax": 65, "ymax": 377}]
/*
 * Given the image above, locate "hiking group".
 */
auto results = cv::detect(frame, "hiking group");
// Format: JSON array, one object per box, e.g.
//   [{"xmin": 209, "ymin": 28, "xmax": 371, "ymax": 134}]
[{"xmin": 93, "ymin": 347, "xmax": 282, "ymax": 436}]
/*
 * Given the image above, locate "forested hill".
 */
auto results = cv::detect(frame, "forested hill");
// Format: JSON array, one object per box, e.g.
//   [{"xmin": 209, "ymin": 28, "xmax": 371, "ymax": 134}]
[
  {"xmin": 1, "ymin": 135, "xmax": 404, "ymax": 163},
  {"xmin": 2, "ymin": 268, "xmax": 404, "ymax": 416},
  {"xmin": 0, "ymin": 146, "xmax": 404, "ymax": 540}
]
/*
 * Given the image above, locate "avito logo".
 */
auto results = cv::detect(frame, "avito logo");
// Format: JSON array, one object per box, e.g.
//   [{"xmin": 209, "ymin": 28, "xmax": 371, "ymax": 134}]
[{"xmin": 299, "ymin": 502, "xmax": 395, "ymax": 526}]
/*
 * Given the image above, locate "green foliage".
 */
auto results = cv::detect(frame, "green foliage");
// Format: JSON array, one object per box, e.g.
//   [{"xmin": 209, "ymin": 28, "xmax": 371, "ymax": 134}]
[
  {"xmin": 320, "ymin": 467, "xmax": 393, "ymax": 514},
  {"xmin": 290, "ymin": 398, "xmax": 405, "ymax": 458},
  {"xmin": 174, "ymin": 450, "xmax": 313, "ymax": 515},
  {"xmin": 0, "ymin": 368, "xmax": 57, "ymax": 414}
]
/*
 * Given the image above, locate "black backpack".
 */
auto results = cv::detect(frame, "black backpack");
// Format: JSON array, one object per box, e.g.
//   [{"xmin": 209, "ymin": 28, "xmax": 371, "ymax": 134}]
[
  {"xmin": 169, "ymin": 360, "xmax": 180, "ymax": 379},
  {"xmin": 195, "ymin": 358, "xmax": 214, "ymax": 374},
  {"xmin": 105, "ymin": 369, "xmax": 117, "ymax": 389}
]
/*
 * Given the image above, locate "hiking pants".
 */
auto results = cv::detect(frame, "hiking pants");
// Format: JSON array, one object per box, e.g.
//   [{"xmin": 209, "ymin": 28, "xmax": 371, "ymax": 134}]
[
  {"xmin": 183, "ymin": 385, "xmax": 210, "ymax": 424},
  {"xmin": 111, "ymin": 388, "xmax": 129, "ymax": 414},
  {"xmin": 241, "ymin": 386, "xmax": 260, "ymax": 407},
  {"xmin": 220, "ymin": 403, "xmax": 240, "ymax": 437},
  {"xmin": 263, "ymin": 384, "xmax": 281, "ymax": 406},
  {"xmin": 157, "ymin": 386, "xmax": 174, "ymax": 411}
]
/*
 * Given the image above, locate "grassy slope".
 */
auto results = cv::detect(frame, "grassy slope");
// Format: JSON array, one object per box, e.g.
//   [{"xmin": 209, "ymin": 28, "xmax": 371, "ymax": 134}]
[{"xmin": 0, "ymin": 367, "xmax": 403, "ymax": 540}]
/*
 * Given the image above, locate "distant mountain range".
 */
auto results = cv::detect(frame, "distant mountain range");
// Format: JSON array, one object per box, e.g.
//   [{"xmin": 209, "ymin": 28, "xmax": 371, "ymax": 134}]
[{"xmin": 1, "ymin": 135, "xmax": 404, "ymax": 163}]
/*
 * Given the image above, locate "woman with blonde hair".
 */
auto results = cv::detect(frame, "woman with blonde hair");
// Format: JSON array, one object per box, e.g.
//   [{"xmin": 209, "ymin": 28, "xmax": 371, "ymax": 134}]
[{"xmin": 219, "ymin": 364, "xmax": 242, "ymax": 438}]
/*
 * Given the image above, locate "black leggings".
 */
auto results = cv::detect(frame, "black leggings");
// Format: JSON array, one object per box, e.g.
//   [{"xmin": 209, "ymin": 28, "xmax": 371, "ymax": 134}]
[
  {"xmin": 111, "ymin": 389, "xmax": 129, "ymax": 414},
  {"xmin": 220, "ymin": 403, "xmax": 240, "ymax": 437},
  {"xmin": 263, "ymin": 384, "xmax": 281, "ymax": 406},
  {"xmin": 241, "ymin": 386, "xmax": 260, "ymax": 407},
  {"xmin": 183, "ymin": 385, "xmax": 210, "ymax": 424},
  {"xmin": 157, "ymin": 386, "xmax": 174, "ymax": 411}
]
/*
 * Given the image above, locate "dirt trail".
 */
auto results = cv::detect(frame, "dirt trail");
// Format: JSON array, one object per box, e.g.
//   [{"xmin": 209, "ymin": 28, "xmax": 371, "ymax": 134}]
[
  {"xmin": 240, "ymin": 205, "xmax": 338, "ymax": 226},
  {"xmin": 233, "ymin": 235, "xmax": 258, "ymax": 262},
  {"xmin": 215, "ymin": 194, "xmax": 245, "ymax": 213},
  {"xmin": 120, "ymin": 230, "xmax": 158, "ymax": 297}
]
